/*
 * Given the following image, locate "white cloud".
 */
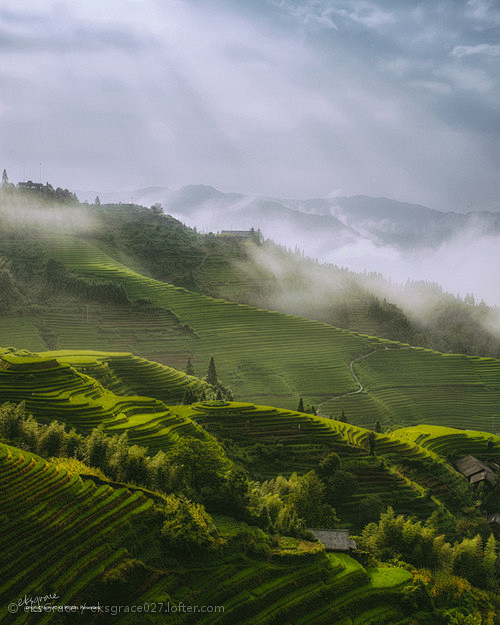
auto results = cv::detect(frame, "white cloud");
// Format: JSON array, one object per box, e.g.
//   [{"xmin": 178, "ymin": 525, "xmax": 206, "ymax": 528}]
[{"xmin": 0, "ymin": 1, "xmax": 499, "ymax": 211}]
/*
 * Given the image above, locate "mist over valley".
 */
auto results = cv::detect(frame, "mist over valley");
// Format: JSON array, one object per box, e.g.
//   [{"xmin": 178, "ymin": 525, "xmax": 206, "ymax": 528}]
[{"xmin": 78, "ymin": 183, "xmax": 500, "ymax": 313}]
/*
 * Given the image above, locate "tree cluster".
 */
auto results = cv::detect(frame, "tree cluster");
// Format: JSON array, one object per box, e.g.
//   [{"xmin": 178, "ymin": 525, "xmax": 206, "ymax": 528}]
[
  {"xmin": 0, "ymin": 402, "xmax": 245, "ymax": 515},
  {"xmin": 358, "ymin": 508, "xmax": 499, "ymax": 590}
]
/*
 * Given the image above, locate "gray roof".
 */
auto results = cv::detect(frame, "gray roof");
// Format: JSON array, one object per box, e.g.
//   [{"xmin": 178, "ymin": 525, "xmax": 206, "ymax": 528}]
[
  {"xmin": 308, "ymin": 528, "xmax": 356, "ymax": 551},
  {"xmin": 455, "ymin": 455, "xmax": 496, "ymax": 483},
  {"xmin": 488, "ymin": 513, "xmax": 500, "ymax": 525}
]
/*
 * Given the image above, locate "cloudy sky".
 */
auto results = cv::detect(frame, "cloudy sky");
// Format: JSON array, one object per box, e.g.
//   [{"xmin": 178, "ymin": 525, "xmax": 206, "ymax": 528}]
[{"xmin": 0, "ymin": 0, "xmax": 499, "ymax": 210}]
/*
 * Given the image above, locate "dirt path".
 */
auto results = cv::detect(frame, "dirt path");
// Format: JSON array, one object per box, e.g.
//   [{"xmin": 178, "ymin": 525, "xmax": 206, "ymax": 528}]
[{"xmin": 317, "ymin": 346, "xmax": 388, "ymax": 414}]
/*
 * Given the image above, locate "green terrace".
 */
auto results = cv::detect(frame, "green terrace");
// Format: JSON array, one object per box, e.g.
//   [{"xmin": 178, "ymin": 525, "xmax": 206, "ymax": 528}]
[
  {"xmin": 40, "ymin": 350, "xmax": 208, "ymax": 404},
  {"xmin": 0, "ymin": 347, "xmax": 477, "ymax": 519},
  {"xmin": 13, "ymin": 234, "xmax": 383, "ymax": 408},
  {"xmin": 0, "ymin": 443, "xmax": 154, "ymax": 625},
  {"xmin": 0, "ymin": 350, "xmax": 204, "ymax": 451},
  {"xmin": 2, "ymin": 234, "xmax": 500, "ymax": 430},
  {"xmin": 185, "ymin": 402, "xmax": 466, "ymax": 519},
  {"xmin": 393, "ymin": 424, "xmax": 500, "ymax": 460},
  {"xmin": 0, "ymin": 441, "xmax": 418, "ymax": 625}
]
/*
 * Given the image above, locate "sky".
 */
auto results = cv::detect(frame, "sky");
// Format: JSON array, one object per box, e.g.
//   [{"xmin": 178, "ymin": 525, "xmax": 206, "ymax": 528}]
[{"xmin": 0, "ymin": 0, "xmax": 499, "ymax": 211}]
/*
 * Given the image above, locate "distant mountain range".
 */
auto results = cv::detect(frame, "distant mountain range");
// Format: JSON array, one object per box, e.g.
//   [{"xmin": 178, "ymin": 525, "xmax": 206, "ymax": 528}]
[{"xmin": 78, "ymin": 184, "xmax": 500, "ymax": 253}]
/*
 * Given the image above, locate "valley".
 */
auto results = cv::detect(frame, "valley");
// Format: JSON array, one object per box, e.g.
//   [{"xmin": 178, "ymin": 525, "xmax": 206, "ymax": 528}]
[{"xmin": 1, "ymin": 183, "xmax": 500, "ymax": 624}]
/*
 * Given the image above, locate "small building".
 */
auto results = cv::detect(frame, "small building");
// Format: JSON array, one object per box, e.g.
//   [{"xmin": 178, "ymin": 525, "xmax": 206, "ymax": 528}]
[
  {"xmin": 18, "ymin": 180, "xmax": 45, "ymax": 191},
  {"xmin": 455, "ymin": 455, "xmax": 496, "ymax": 484},
  {"xmin": 218, "ymin": 228, "xmax": 263, "ymax": 244},
  {"xmin": 487, "ymin": 513, "xmax": 500, "ymax": 526},
  {"xmin": 487, "ymin": 513, "xmax": 500, "ymax": 536},
  {"xmin": 308, "ymin": 528, "xmax": 356, "ymax": 552}
]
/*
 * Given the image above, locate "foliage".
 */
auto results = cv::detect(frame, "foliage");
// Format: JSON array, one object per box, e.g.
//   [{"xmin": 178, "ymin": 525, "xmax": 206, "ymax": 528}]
[
  {"xmin": 160, "ymin": 494, "xmax": 219, "ymax": 555},
  {"xmin": 359, "ymin": 507, "xmax": 499, "ymax": 591},
  {"xmin": 45, "ymin": 258, "xmax": 129, "ymax": 304}
]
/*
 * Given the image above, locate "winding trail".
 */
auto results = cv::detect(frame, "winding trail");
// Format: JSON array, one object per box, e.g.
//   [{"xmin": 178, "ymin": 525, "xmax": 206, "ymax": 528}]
[{"xmin": 317, "ymin": 346, "xmax": 389, "ymax": 414}]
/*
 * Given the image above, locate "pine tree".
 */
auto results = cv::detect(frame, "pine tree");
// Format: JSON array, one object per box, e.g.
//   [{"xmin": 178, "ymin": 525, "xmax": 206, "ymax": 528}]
[
  {"xmin": 2, "ymin": 169, "xmax": 8, "ymax": 186},
  {"xmin": 297, "ymin": 397, "xmax": 304, "ymax": 412},
  {"xmin": 206, "ymin": 356, "xmax": 218, "ymax": 386},
  {"xmin": 368, "ymin": 431, "xmax": 376, "ymax": 456},
  {"xmin": 186, "ymin": 357, "xmax": 195, "ymax": 376}
]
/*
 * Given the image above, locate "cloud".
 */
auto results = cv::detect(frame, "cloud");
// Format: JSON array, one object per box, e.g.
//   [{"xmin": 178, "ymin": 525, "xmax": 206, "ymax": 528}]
[
  {"xmin": 0, "ymin": 1, "xmax": 499, "ymax": 211},
  {"xmin": 452, "ymin": 44, "xmax": 500, "ymax": 58}
]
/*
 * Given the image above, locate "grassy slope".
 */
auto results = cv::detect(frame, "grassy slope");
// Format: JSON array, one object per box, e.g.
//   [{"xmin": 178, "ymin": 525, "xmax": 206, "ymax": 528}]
[
  {"xmin": 393, "ymin": 424, "xmax": 500, "ymax": 459},
  {"xmin": 3, "ymin": 234, "xmax": 379, "ymax": 409},
  {"xmin": 1, "ymin": 346, "xmax": 482, "ymax": 525},
  {"xmin": 0, "ymin": 349, "xmax": 206, "ymax": 451},
  {"xmin": 0, "ymin": 441, "xmax": 413, "ymax": 625},
  {"xmin": 2, "ymin": 233, "xmax": 500, "ymax": 430}
]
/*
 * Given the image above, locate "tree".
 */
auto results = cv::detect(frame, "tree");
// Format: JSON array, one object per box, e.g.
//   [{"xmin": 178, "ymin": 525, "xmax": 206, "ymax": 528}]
[
  {"xmin": 166, "ymin": 437, "xmax": 226, "ymax": 496},
  {"xmin": 368, "ymin": 431, "xmax": 376, "ymax": 456},
  {"xmin": 482, "ymin": 533, "xmax": 497, "ymax": 583},
  {"xmin": 151, "ymin": 202, "xmax": 164, "ymax": 215},
  {"xmin": 94, "ymin": 195, "xmax": 101, "ymax": 205},
  {"xmin": 297, "ymin": 397, "xmax": 304, "ymax": 412},
  {"xmin": 452, "ymin": 535, "xmax": 484, "ymax": 587},
  {"xmin": 124, "ymin": 445, "xmax": 149, "ymax": 485},
  {"xmin": 289, "ymin": 470, "xmax": 337, "ymax": 527},
  {"xmin": 326, "ymin": 469, "xmax": 358, "ymax": 505},
  {"xmin": 107, "ymin": 432, "xmax": 129, "ymax": 481},
  {"xmin": 186, "ymin": 357, "xmax": 195, "ymax": 376},
  {"xmin": 206, "ymin": 356, "xmax": 218, "ymax": 386},
  {"xmin": 160, "ymin": 495, "xmax": 218, "ymax": 555},
  {"xmin": 37, "ymin": 421, "xmax": 65, "ymax": 458},
  {"xmin": 84, "ymin": 425, "xmax": 109, "ymax": 471},
  {"xmin": 318, "ymin": 452, "xmax": 341, "ymax": 478},
  {"xmin": 2, "ymin": 169, "xmax": 8, "ymax": 186},
  {"xmin": 358, "ymin": 494, "xmax": 384, "ymax": 526}
]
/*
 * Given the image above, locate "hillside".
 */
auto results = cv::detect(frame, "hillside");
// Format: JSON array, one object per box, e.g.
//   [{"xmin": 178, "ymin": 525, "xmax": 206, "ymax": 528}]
[
  {"xmin": 0, "ymin": 441, "xmax": 419, "ymax": 625},
  {"xmin": 2, "ymin": 184, "xmax": 500, "ymax": 362},
  {"xmin": 2, "ymin": 182, "xmax": 500, "ymax": 621},
  {"xmin": 1, "ymin": 233, "xmax": 500, "ymax": 432},
  {"xmin": 3, "ymin": 347, "xmax": 500, "ymax": 524},
  {"xmin": 1, "ymin": 352, "xmax": 500, "ymax": 622},
  {"xmin": 1, "ymin": 225, "xmax": 500, "ymax": 431}
]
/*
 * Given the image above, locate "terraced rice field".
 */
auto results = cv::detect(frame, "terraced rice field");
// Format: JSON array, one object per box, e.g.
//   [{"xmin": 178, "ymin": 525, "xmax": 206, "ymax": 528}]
[
  {"xmin": 0, "ymin": 317, "xmax": 46, "ymax": 352},
  {"xmin": 3, "ymin": 233, "xmax": 500, "ymax": 429},
  {"xmin": 0, "ymin": 350, "xmax": 204, "ymax": 451},
  {"xmin": 394, "ymin": 425, "xmax": 500, "ymax": 460},
  {"xmin": 0, "ymin": 441, "xmax": 416, "ymax": 625},
  {"xmin": 0, "ymin": 347, "xmax": 476, "ymax": 518},
  {"xmin": 187, "ymin": 402, "xmax": 461, "ymax": 518},
  {"xmin": 43, "ymin": 350, "xmax": 207, "ymax": 404},
  {"xmin": 174, "ymin": 547, "xmax": 411, "ymax": 625},
  {"xmin": 26, "ymin": 235, "xmax": 381, "ymax": 408},
  {"xmin": 338, "ymin": 456, "xmax": 436, "ymax": 520},
  {"xmin": 0, "ymin": 443, "xmax": 154, "ymax": 625}
]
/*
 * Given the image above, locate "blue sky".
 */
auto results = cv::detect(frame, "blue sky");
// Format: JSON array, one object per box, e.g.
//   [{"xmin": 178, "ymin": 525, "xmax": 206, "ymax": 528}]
[{"xmin": 0, "ymin": 0, "xmax": 499, "ymax": 210}]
